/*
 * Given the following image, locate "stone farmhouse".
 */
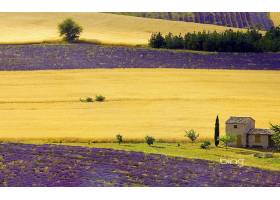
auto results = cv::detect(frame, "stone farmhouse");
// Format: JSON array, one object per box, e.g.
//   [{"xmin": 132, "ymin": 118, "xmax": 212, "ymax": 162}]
[{"xmin": 226, "ymin": 116, "xmax": 273, "ymax": 149}]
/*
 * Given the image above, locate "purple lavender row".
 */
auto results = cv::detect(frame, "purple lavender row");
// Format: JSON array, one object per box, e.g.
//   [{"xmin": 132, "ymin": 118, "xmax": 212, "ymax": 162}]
[
  {"xmin": 225, "ymin": 13, "xmax": 232, "ymax": 27},
  {"xmin": 235, "ymin": 13, "xmax": 243, "ymax": 28},
  {"xmin": 220, "ymin": 12, "xmax": 226, "ymax": 26}
]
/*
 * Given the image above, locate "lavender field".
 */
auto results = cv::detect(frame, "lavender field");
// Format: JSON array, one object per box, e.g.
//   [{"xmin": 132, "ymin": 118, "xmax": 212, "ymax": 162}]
[
  {"xmin": 117, "ymin": 12, "xmax": 274, "ymax": 30},
  {"xmin": 0, "ymin": 143, "xmax": 280, "ymax": 187},
  {"xmin": 0, "ymin": 44, "xmax": 280, "ymax": 70}
]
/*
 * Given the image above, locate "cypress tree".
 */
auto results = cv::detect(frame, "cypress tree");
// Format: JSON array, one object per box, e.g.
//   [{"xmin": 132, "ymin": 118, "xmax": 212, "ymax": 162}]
[{"xmin": 214, "ymin": 115, "xmax": 220, "ymax": 147}]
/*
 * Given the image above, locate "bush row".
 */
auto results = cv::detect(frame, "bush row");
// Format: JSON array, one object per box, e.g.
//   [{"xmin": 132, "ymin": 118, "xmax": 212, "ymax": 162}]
[
  {"xmin": 149, "ymin": 27, "xmax": 280, "ymax": 52},
  {"xmin": 80, "ymin": 95, "xmax": 106, "ymax": 103}
]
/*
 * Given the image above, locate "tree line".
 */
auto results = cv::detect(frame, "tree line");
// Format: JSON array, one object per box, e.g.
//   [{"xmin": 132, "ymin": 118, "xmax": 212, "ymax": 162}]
[{"xmin": 149, "ymin": 27, "xmax": 280, "ymax": 52}]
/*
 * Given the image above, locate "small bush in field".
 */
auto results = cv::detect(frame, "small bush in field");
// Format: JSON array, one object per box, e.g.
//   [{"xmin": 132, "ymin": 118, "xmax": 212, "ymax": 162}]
[
  {"xmin": 185, "ymin": 129, "xmax": 199, "ymax": 143},
  {"xmin": 145, "ymin": 136, "xmax": 155, "ymax": 146},
  {"xmin": 200, "ymin": 140, "xmax": 211, "ymax": 149},
  {"xmin": 86, "ymin": 97, "xmax": 93, "ymax": 102},
  {"xmin": 116, "ymin": 134, "xmax": 123, "ymax": 145},
  {"xmin": 80, "ymin": 97, "xmax": 93, "ymax": 102},
  {"xmin": 219, "ymin": 135, "xmax": 236, "ymax": 149},
  {"xmin": 95, "ymin": 95, "xmax": 105, "ymax": 102}
]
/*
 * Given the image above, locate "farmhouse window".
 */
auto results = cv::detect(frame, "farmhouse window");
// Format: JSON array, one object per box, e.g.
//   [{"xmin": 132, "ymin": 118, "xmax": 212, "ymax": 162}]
[
  {"xmin": 255, "ymin": 135, "xmax": 261, "ymax": 143},
  {"xmin": 234, "ymin": 125, "xmax": 237, "ymax": 128}
]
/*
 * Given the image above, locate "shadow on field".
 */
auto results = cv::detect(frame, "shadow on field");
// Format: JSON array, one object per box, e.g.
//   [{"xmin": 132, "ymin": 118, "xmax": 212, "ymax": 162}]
[
  {"xmin": 151, "ymin": 145, "xmax": 166, "ymax": 149},
  {"xmin": 234, "ymin": 150, "xmax": 254, "ymax": 155},
  {"xmin": 121, "ymin": 144, "xmax": 134, "ymax": 147}
]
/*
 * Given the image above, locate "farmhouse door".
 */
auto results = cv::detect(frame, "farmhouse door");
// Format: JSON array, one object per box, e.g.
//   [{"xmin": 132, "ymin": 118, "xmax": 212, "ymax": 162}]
[{"xmin": 236, "ymin": 135, "xmax": 242, "ymax": 146}]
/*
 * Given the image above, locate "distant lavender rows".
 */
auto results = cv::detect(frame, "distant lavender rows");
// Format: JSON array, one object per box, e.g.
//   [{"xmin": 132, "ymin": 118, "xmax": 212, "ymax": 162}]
[
  {"xmin": 191, "ymin": 13, "xmax": 273, "ymax": 30},
  {"xmin": 118, "ymin": 12, "xmax": 274, "ymax": 30},
  {"xmin": 0, "ymin": 44, "xmax": 280, "ymax": 70},
  {"xmin": 1, "ymin": 143, "xmax": 280, "ymax": 187}
]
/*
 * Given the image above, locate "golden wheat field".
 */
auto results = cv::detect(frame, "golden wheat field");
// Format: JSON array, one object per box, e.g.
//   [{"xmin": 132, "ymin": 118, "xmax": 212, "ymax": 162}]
[
  {"xmin": 0, "ymin": 13, "xmax": 247, "ymax": 45},
  {"xmin": 0, "ymin": 68, "xmax": 279, "ymax": 141},
  {"xmin": 270, "ymin": 12, "xmax": 280, "ymax": 27}
]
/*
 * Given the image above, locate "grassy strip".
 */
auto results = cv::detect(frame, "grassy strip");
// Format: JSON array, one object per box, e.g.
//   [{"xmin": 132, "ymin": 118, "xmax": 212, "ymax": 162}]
[
  {"xmin": 67, "ymin": 143, "xmax": 280, "ymax": 171},
  {"xmin": 0, "ymin": 40, "xmax": 215, "ymax": 55}
]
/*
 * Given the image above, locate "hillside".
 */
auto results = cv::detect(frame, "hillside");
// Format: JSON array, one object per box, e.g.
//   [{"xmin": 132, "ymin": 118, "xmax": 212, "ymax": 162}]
[
  {"xmin": 0, "ymin": 13, "xmax": 246, "ymax": 45},
  {"xmin": 115, "ymin": 12, "xmax": 275, "ymax": 30}
]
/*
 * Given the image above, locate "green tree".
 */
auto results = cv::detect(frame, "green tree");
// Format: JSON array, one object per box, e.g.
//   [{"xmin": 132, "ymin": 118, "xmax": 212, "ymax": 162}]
[
  {"xmin": 145, "ymin": 136, "xmax": 155, "ymax": 146},
  {"xmin": 95, "ymin": 95, "xmax": 105, "ymax": 102},
  {"xmin": 219, "ymin": 135, "xmax": 236, "ymax": 149},
  {"xmin": 148, "ymin": 32, "xmax": 165, "ymax": 48},
  {"xmin": 116, "ymin": 134, "xmax": 123, "ymax": 145},
  {"xmin": 58, "ymin": 18, "xmax": 83, "ymax": 42},
  {"xmin": 214, "ymin": 115, "xmax": 220, "ymax": 147},
  {"xmin": 185, "ymin": 129, "xmax": 199, "ymax": 143},
  {"xmin": 270, "ymin": 123, "xmax": 280, "ymax": 150}
]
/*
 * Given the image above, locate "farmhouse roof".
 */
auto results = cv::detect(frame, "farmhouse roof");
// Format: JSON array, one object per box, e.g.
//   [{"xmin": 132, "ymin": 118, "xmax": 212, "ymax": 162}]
[
  {"xmin": 248, "ymin": 128, "xmax": 273, "ymax": 135},
  {"xmin": 226, "ymin": 116, "xmax": 255, "ymax": 124}
]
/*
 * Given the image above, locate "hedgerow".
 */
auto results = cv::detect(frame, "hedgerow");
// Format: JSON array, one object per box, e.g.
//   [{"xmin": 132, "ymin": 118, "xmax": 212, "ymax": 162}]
[{"xmin": 149, "ymin": 27, "xmax": 280, "ymax": 52}]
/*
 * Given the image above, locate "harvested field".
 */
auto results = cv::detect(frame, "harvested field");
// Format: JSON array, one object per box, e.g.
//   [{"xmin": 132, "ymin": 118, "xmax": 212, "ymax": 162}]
[
  {"xmin": 0, "ymin": 13, "xmax": 245, "ymax": 45},
  {"xmin": 0, "ymin": 68, "xmax": 279, "ymax": 140}
]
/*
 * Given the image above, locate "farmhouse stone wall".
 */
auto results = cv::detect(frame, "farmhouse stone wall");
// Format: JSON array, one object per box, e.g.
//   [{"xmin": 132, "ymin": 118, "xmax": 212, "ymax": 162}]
[
  {"xmin": 226, "ymin": 120, "xmax": 255, "ymax": 147},
  {"xmin": 248, "ymin": 135, "xmax": 269, "ymax": 149}
]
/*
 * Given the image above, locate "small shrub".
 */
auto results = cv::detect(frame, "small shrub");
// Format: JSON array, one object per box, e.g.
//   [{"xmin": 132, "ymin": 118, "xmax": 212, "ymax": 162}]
[
  {"xmin": 58, "ymin": 18, "xmax": 83, "ymax": 42},
  {"xmin": 116, "ymin": 134, "xmax": 123, "ymax": 145},
  {"xmin": 219, "ymin": 135, "xmax": 236, "ymax": 149},
  {"xmin": 86, "ymin": 97, "xmax": 93, "ymax": 102},
  {"xmin": 80, "ymin": 97, "xmax": 93, "ymax": 102},
  {"xmin": 145, "ymin": 136, "xmax": 155, "ymax": 146},
  {"xmin": 185, "ymin": 129, "xmax": 199, "ymax": 143},
  {"xmin": 200, "ymin": 140, "xmax": 211, "ymax": 149},
  {"xmin": 95, "ymin": 95, "xmax": 105, "ymax": 102}
]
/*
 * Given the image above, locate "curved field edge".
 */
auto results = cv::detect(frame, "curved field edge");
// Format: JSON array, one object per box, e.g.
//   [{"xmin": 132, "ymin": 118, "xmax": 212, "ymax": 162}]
[
  {"xmin": 0, "ymin": 13, "xmax": 248, "ymax": 45},
  {"xmin": 7, "ymin": 141, "xmax": 280, "ymax": 172}
]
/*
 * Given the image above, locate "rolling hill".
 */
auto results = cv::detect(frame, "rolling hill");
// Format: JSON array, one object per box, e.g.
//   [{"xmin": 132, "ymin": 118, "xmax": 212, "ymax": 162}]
[
  {"xmin": 116, "ymin": 12, "xmax": 278, "ymax": 30},
  {"xmin": 0, "ymin": 12, "xmax": 247, "ymax": 45}
]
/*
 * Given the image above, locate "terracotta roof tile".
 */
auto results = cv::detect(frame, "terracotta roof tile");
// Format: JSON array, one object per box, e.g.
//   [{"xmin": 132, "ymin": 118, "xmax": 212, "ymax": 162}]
[
  {"xmin": 248, "ymin": 128, "xmax": 273, "ymax": 135},
  {"xmin": 226, "ymin": 116, "xmax": 255, "ymax": 124}
]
